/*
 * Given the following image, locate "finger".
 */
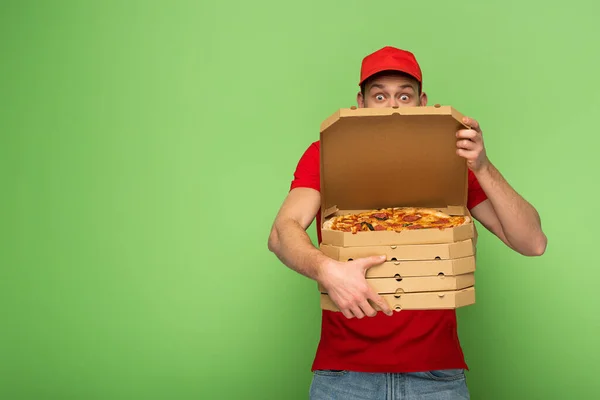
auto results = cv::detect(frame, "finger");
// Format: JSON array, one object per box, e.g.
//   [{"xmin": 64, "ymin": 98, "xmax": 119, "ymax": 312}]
[
  {"xmin": 456, "ymin": 139, "xmax": 477, "ymax": 151},
  {"xmin": 358, "ymin": 300, "xmax": 378, "ymax": 317},
  {"xmin": 368, "ymin": 291, "xmax": 393, "ymax": 316},
  {"xmin": 334, "ymin": 297, "xmax": 355, "ymax": 319},
  {"xmin": 350, "ymin": 304, "xmax": 365, "ymax": 319},
  {"xmin": 456, "ymin": 148, "xmax": 478, "ymax": 160},
  {"xmin": 456, "ymin": 129, "xmax": 478, "ymax": 140},
  {"xmin": 462, "ymin": 117, "xmax": 481, "ymax": 132},
  {"xmin": 358, "ymin": 255, "xmax": 387, "ymax": 270}
]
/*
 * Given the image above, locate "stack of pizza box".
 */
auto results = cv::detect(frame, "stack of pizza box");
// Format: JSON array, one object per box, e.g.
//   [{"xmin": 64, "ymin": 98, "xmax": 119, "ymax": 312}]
[{"xmin": 318, "ymin": 105, "xmax": 477, "ymax": 313}]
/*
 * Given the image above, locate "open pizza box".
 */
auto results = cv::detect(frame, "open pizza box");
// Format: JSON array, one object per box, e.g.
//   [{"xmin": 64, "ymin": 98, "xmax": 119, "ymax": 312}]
[
  {"xmin": 319, "ymin": 105, "xmax": 475, "ymax": 247},
  {"xmin": 317, "ymin": 105, "xmax": 478, "ymax": 312}
]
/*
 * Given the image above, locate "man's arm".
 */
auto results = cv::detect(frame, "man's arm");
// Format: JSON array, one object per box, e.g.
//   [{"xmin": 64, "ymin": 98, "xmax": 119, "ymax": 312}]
[
  {"xmin": 268, "ymin": 187, "xmax": 393, "ymax": 318},
  {"xmin": 267, "ymin": 188, "xmax": 331, "ymax": 281},
  {"xmin": 457, "ymin": 117, "xmax": 547, "ymax": 256},
  {"xmin": 470, "ymin": 164, "xmax": 547, "ymax": 256}
]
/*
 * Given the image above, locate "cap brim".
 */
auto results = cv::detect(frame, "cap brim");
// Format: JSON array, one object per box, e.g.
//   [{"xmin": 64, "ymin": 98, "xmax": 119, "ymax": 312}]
[{"xmin": 359, "ymin": 67, "xmax": 421, "ymax": 86}]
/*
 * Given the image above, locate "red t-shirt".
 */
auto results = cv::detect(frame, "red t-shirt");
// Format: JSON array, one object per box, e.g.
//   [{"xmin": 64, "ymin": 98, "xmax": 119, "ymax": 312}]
[{"xmin": 289, "ymin": 141, "xmax": 488, "ymax": 373}]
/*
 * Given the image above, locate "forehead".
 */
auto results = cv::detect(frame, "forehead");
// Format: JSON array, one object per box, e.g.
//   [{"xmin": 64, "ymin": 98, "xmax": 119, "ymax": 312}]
[{"xmin": 366, "ymin": 74, "xmax": 418, "ymax": 91}]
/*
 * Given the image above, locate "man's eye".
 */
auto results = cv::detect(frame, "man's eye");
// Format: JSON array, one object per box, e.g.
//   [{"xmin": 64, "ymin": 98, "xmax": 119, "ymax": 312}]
[
  {"xmin": 400, "ymin": 94, "xmax": 410, "ymax": 101},
  {"xmin": 376, "ymin": 94, "xmax": 385, "ymax": 101}
]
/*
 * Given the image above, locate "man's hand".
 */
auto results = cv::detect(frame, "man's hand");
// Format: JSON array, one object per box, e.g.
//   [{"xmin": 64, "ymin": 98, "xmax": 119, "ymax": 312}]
[
  {"xmin": 318, "ymin": 255, "xmax": 393, "ymax": 319},
  {"xmin": 456, "ymin": 117, "xmax": 490, "ymax": 173}
]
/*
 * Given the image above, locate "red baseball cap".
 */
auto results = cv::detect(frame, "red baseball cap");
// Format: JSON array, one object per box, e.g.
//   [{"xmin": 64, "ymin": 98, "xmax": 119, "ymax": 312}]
[{"xmin": 359, "ymin": 46, "xmax": 422, "ymax": 87}]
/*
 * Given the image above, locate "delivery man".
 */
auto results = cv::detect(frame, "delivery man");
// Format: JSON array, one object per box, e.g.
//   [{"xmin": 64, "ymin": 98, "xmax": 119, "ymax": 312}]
[{"xmin": 267, "ymin": 46, "xmax": 547, "ymax": 399}]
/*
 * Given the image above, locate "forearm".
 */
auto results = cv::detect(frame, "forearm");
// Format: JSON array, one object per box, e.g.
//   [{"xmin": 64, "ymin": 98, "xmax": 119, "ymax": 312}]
[
  {"xmin": 475, "ymin": 161, "xmax": 547, "ymax": 255},
  {"xmin": 268, "ymin": 218, "xmax": 332, "ymax": 282}
]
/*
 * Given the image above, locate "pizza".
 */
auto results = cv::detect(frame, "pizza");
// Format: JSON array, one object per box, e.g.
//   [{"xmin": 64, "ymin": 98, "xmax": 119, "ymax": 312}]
[{"xmin": 323, "ymin": 207, "xmax": 470, "ymax": 234}]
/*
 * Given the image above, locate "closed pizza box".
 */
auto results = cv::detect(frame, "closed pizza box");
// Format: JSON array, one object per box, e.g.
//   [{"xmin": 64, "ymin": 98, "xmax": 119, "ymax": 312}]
[
  {"xmin": 364, "ymin": 255, "xmax": 476, "ymax": 278},
  {"xmin": 319, "ymin": 105, "xmax": 475, "ymax": 247},
  {"xmin": 320, "ymin": 239, "xmax": 475, "ymax": 262},
  {"xmin": 318, "ymin": 272, "xmax": 475, "ymax": 294},
  {"xmin": 320, "ymin": 287, "xmax": 476, "ymax": 312}
]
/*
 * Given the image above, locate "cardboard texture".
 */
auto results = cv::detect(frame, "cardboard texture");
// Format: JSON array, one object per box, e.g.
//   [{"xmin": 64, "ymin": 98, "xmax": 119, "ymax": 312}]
[
  {"xmin": 320, "ymin": 287, "xmax": 476, "ymax": 312},
  {"xmin": 317, "ymin": 106, "xmax": 479, "ymax": 311}
]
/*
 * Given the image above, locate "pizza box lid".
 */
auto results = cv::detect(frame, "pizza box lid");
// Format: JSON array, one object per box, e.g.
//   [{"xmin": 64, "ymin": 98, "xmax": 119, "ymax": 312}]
[{"xmin": 319, "ymin": 105, "xmax": 470, "ymax": 220}]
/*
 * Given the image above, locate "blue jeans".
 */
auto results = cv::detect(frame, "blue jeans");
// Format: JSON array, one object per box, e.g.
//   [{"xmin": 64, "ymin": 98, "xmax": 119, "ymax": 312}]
[{"xmin": 309, "ymin": 369, "xmax": 469, "ymax": 399}]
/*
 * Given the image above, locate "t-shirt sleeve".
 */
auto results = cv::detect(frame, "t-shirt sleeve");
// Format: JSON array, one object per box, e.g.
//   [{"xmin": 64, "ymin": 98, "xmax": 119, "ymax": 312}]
[
  {"xmin": 467, "ymin": 170, "xmax": 488, "ymax": 210},
  {"xmin": 289, "ymin": 142, "xmax": 320, "ymax": 192}
]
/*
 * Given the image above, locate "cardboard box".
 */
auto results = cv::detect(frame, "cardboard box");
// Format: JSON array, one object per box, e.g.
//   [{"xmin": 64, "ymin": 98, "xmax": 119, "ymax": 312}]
[
  {"xmin": 317, "ymin": 105, "xmax": 478, "ymax": 312},
  {"xmin": 320, "ymin": 287, "xmax": 475, "ymax": 312},
  {"xmin": 319, "ymin": 105, "xmax": 474, "ymax": 248},
  {"xmin": 320, "ymin": 239, "xmax": 475, "ymax": 262},
  {"xmin": 318, "ymin": 272, "xmax": 475, "ymax": 294},
  {"xmin": 364, "ymin": 255, "xmax": 476, "ymax": 278}
]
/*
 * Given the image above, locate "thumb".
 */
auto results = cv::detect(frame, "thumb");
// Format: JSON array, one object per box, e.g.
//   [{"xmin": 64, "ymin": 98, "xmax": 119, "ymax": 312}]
[{"xmin": 359, "ymin": 255, "xmax": 387, "ymax": 270}]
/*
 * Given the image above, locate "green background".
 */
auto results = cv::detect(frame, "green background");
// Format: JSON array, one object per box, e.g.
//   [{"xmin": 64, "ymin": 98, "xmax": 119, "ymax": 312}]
[{"xmin": 1, "ymin": 1, "xmax": 598, "ymax": 399}]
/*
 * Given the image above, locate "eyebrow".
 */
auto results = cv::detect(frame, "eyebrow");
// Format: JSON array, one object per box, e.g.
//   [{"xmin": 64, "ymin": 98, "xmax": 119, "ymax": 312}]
[{"xmin": 369, "ymin": 83, "xmax": 416, "ymax": 92}]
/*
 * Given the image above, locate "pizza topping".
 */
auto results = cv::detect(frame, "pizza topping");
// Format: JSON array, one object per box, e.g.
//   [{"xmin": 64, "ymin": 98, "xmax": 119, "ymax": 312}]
[
  {"xmin": 407, "ymin": 224, "xmax": 424, "ymax": 230},
  {"xmin": 360, "ymin": 222, "xmax": 375, "ymax": 231},
  {"xmin": 326, "ymin": 207, "xmax": 468, "ymax": 234},
  {"xmin": 402, "ymin": 214, "xmax": 421, "ymax": 222},
  {"xmin": 372, "ymin": 213, "xmax": 388, "ymax": 220}
]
